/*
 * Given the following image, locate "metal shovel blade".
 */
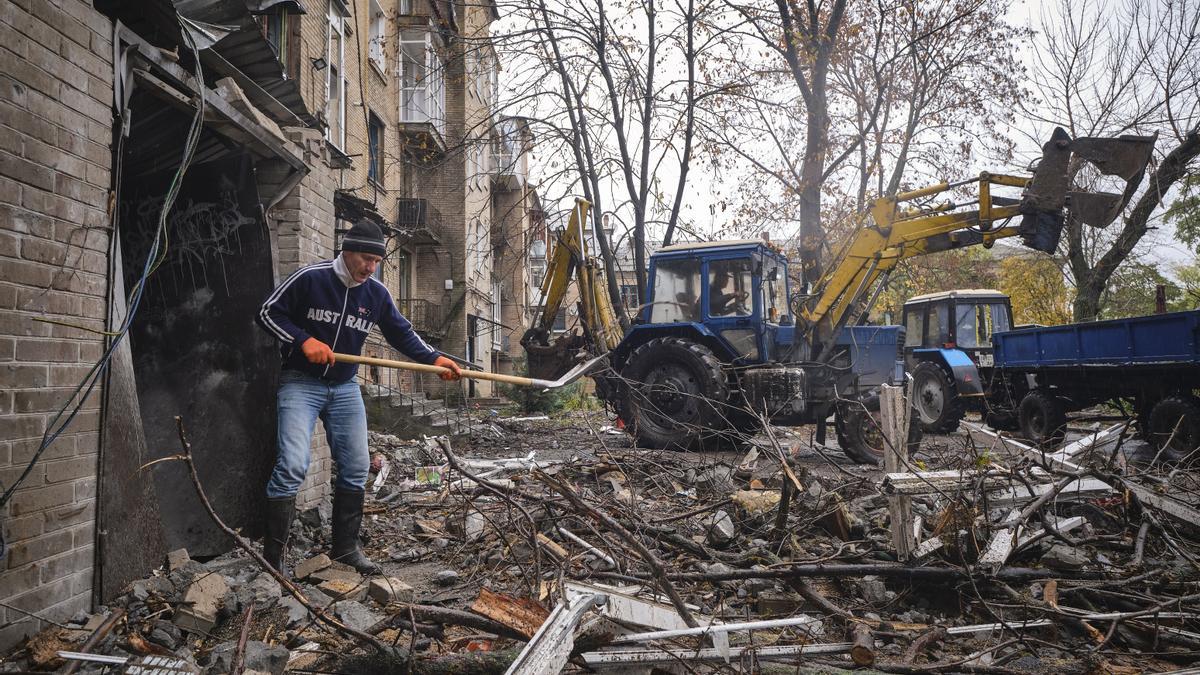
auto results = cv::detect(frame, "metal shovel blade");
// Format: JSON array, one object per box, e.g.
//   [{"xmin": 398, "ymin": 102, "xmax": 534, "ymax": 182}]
[{"xmin": 529, "ymin": 354, "xmax": 609, "ymax": 390}]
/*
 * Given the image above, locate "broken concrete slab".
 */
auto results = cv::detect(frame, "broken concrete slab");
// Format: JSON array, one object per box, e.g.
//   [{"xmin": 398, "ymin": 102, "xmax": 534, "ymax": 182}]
[
  {"xmin": 318, "ymin": 578, "xmax": 368, "ymax": 602},
  {"xmin": 174, "ymin": 572, "xmax": 230, "ymax": 634},
  {"xmin": 205, "ymin": 639, "xmax": 288, "ymax": 675},
  {"xmin": 167, "ymin": 549, "xmax": 191, "ymax": 572},
  {"xmin": 293, "ymin": 554, "xmax": 332, "ymax": 580},
  {"xmin": 310, "ymin": 566, "xmax": 362, "ymax": 585},
  {"xmin": 279, "ymin": 586, "xmax": 334, "ymax": 628},
  {"xmin": 705, "ymin": 510, "xmax": 737, "ymax": 548},
  {"xmin": 336, "ymin": 601, "xmax": 384, "ymax": 633},
  {"xmin": 368, "ymin": 577, "xmax": 415, "ymax": 605}
]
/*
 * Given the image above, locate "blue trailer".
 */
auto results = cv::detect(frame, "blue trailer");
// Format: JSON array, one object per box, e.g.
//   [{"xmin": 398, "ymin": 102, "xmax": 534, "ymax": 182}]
[{"xmin": 985, "ymin": 309, "xmax": 1200, "ymax": 453}]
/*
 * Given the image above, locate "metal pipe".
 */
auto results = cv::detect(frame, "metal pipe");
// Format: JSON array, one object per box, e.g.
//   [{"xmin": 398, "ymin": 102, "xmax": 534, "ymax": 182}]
[{"xmin": 610, "ymin": 615, "xmax": 821, "ymax": 644}]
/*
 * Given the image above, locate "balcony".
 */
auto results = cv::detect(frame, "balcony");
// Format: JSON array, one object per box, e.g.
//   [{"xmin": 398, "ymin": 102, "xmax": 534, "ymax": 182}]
[
  {"xmin": 395, "ymin": 197, "xmax": 442, "ymax": 245},
  {"xmin": 399, "ymin": 27, "xmax": 447, "ymax": 158},
  {"xmin": 399, "ymin": 85, "xmax": 446, "ymax": 156},
  {"xmin": 396, "ymin": 297, "xmax": 445, "ymax": 341},
  {"xmin": 491, "ymin": 119, "xmax": 527, "ymax": 191}
]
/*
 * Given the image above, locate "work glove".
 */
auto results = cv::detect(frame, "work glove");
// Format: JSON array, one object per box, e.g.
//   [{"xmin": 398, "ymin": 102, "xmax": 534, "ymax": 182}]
[
  {"xmin": 433, "ymin": 355, "xmax": 463, "ymax": 381},
  {"xmin": 300, "ymin": 337, "xmax": 335, "ymax": 365}
]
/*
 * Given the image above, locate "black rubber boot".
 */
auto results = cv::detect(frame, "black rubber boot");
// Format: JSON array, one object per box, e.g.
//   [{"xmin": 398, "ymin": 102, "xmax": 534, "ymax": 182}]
[
  {"xmin": 330, "ymin": 488, "xmax": 381, "ymax": 576},
  {"xmin": 263, "ymin": 496, "xmax": 296, "ymax": 576}
]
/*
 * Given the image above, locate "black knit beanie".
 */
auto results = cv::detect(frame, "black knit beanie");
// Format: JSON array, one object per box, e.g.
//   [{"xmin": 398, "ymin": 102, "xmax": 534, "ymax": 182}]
[{"xmin": 342, "ymin": 220, "xmax": 387, "ymax": 257}]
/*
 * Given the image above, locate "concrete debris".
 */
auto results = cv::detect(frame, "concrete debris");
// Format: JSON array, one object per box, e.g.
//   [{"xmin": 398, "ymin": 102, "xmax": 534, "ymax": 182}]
[
  {"xmin": 294, "ymin": 553, "xmax": 332, "ymax": 579},
  {"xmin": 173, "ymin": 571, "xmax": 230, "ymax": 634},
  {"xmin": 434, "ymin": 570, "xmax": 461, "ymax": 586},
  {"xmin": 335, "ymin": 601, "xmax": 385, "ymax": 633},
  {"xmin": 705, "ymin": 509, "xmax": 737, "ymax": 547},
  {"xmin": 205, "ymin": 640, "xmax": 288, "ymax": 675},
  {"xmin": 167, "ymin": 548, "xmax": 191, "ymax": 572},
  {"xmin": 7, "ymin": 417, "xmax": 1198, "ymax": 675},
  {"xmin": 368, "ymin": 576, "xmax": 415, "ymax": 605}
]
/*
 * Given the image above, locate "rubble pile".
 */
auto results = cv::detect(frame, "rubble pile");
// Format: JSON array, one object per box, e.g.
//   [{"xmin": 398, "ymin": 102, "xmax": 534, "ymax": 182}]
[{"xmin": 6, "ymin": 413, "xmax": 1200, "ymax": 674}]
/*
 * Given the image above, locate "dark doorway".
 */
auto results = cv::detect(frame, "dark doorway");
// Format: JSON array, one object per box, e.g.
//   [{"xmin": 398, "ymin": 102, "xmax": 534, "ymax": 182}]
[{"xmin": 105, "ymin": 97, "xmax": 280, "ymax": 571}]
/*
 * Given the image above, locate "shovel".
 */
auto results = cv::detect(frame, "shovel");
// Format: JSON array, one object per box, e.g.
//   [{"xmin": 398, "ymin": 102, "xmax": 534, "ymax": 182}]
[{"xmin": 333, "ymin": 352, "xmax": 608, "ymax": 389}]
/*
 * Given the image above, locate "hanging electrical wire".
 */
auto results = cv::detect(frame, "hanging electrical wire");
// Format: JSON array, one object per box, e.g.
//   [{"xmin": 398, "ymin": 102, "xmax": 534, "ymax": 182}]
[{"xmin": 0, "ymin": 19, "xmax": 209, "ymax": 559}]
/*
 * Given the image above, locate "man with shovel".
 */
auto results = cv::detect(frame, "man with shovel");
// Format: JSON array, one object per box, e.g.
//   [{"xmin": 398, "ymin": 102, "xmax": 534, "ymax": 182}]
[{"xmin": 256, "ymin": 220, "xmax": 462, "ymax": 575}]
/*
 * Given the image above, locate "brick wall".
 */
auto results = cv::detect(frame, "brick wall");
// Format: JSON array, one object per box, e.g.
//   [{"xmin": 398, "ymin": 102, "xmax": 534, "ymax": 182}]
[{"xmin": 0, "ymin": 0, "xmax": 114, "ymax": 648}]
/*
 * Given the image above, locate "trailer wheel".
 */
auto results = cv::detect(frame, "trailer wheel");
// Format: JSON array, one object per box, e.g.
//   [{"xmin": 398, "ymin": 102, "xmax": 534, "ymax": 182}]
[
  {"xmin": 1017, "ymin": 390, "xmax": 1066, "ymax": 446},
  {"xmin": 620, "ymin": 337, "xmax": 731, "ymax": 451},
  {"xmin": 835, "ymin": 396, "xmax": 923, "ymax": 465},
  {"xmin": 1148, "ymin": 395, "xmax": 1200, "ymax": 458},
  {"xmin": 911, "ymin": 361, "xmax": 964, "ymax": 433}
]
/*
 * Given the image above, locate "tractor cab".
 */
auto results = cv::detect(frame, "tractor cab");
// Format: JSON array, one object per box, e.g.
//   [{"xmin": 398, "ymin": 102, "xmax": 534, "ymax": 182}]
[
  {"xmin": 635, "ymin": 240, "xmax": 791, "ymax": 365},
  {"xmin": 901, "ymin": 289, "xmax": 1013, "ymax": 433},
  {"xmin": 902, "ymin": 290, "xmax": 1012, "ymax": 367}
]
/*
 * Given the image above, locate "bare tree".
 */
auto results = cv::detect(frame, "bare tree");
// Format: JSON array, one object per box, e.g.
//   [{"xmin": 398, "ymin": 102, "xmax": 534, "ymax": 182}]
[{"xmin": 492, "ymin": 0, "xmax": 733, "ymax": 314}]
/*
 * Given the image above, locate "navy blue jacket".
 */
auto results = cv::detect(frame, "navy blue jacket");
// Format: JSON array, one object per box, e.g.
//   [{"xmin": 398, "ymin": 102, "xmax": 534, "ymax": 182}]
[{"xmin": 257, "ymin": 259, "xmax": 441, "ymax": 382}]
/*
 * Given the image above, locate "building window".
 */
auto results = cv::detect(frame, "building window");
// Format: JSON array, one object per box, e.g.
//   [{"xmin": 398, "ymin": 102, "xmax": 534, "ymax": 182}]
[
  {"xmin": 399, "ymin": 0, "xmax": 415, "ymax": 14},
  {"xmin": 326, "ymin": 2, "xmax": 347, "ymax": 149},
  {"xmin": 491, "ymin": 280, "xmax": 503, "ymax": 349},
  {"xmin": 620, "ymin": 284, "xmax": 638, "ymax": 310},
  {"xmin": 368, "ymin": 0, "xmax": 386, "ymax": 71},
  {"xmin": 395, "ymin": 252, "xmax": 411, "ymax": 298},
  {"xmin": 467, "ymin": 315, "xmax": 479, "ymax": 362},
  {"xmin": 399, "ymin": 25, "xmax": 445, "ymax": 137},
  {"xmin": 368, "ymin": 113, "xmax": 384, "ymax": 185},
  {"xmin": 259, "ymin": 10, "xmax": 289, "ymax": 64}
]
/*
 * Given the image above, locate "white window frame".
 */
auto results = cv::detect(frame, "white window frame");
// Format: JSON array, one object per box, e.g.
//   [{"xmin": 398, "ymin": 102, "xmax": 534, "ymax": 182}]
[
  {"xmin": 399, "ymin": 0, "xmax": 414, "ymax": 15},
  {"xmin": 368, "ymin": 0, "xmax": 386, "ymax": 72},
  {"xmin": 399, "ymin": 24, "xmax": 446, "ymax": 137},
  {"xmin": 491, "ymin": 280, "xmax": 503, "ymax": 349},
  {"xmin": 326, "ymin": 2, "xmax": 347, "ymax": 149}
]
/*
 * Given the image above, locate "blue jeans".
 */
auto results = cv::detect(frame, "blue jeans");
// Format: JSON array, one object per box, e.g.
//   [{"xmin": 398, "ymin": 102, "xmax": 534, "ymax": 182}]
[{"xmin": 265, "ymin": 370, "xmax": 369, "ymax": 498}]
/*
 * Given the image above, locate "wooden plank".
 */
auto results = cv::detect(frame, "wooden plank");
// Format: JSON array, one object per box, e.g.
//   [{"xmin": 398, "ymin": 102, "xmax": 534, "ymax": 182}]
[
  {"xmin": 470, "ymin": 588, "xmax": 550, "ymax": 640},
  {"xmin": 198, "ymin": 49, "xmax": 303, "ymax": 126},
  {"xmin": 880, "ymin": 384, "xmax": 915, "ymax": 561}
]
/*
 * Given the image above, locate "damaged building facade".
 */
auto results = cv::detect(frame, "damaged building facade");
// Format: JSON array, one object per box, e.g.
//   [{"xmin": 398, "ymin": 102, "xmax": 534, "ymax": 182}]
[{"xmin": 0, "ymin": 0, "xmax": 541, "ymax": 648}]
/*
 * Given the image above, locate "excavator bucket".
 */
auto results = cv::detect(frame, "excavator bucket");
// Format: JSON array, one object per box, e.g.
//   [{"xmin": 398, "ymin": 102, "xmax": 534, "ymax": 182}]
[
  {"xmin": 521, "ymin": 328, "xmax": 591, "ymax": 381},
  {"xmin": 1019, "ymin": 128, "xmax": 1156, "ymax": 251}
]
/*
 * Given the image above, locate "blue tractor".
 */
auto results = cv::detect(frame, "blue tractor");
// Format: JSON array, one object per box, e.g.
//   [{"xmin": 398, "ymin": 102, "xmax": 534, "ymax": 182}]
[
  {"xmin": 901, "ymin": 290, "xmax": 1014, "ymax": 433},
  {"xmin": 597, "ymin": 240, "xmax": 909, "ymax": 462}
]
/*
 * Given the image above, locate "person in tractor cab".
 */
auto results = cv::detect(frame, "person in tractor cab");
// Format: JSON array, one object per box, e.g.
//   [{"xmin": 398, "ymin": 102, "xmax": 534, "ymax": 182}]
[
  {"xmin": 709, "ymin": 267, "xmax": 749, "ymax": 317},
  {"xmin": 255, "ymin": 220, "xmax": 462, "ymax": 576}
]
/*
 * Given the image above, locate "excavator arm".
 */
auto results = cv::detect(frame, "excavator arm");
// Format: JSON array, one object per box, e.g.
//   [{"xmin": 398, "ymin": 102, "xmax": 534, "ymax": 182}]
[
  {"xmin": 521, "ymin": 199, "xmax": 623, "ymax": 380},
  {"xmin": 801, "ymin": 127, "xmax": 1156, "ymax": 351}
]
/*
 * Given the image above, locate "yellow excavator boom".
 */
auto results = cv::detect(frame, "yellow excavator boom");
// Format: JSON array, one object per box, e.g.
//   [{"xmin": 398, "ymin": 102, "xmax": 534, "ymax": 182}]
[{"xmin": 521, "ymin": 198, "xmax": 623, "ymax": 379}]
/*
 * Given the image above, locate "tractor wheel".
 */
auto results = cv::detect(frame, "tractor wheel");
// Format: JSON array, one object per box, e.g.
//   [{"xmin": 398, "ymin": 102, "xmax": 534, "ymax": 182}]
[
  {"xmin": 835, "ymin": 396, "xmax": 923, "ymax": 465},
  {"xmin": 911, "ymin": 361, "xmax": 964, "ymax": 433},
  {"xmin": 619, "ymin": 337, "xmax": 731, "ymax": 451},
  {"xmin": 1147, "ymin": 395, "xmax": 1200, "ymax": 458},
  {"xmin": 1017, "ymin": 389, "xmax": 1066, "ymax": 446}
]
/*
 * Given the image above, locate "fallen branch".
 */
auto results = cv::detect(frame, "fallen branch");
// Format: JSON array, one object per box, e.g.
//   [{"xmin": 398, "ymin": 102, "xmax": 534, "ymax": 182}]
[
  {"xmin": 903, "ymin": 625, "xmax": 947, "ymax": 663},
  {"xmin": 536, "ymin": 471, "xmax": 699, "ymax": 628}
]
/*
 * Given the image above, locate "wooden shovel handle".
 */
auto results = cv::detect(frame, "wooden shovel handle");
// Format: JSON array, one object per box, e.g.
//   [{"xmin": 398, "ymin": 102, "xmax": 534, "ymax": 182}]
[{"xmin": 333, "ymin": 353, "xmax": 537, "ymax": 387}]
